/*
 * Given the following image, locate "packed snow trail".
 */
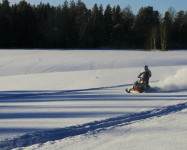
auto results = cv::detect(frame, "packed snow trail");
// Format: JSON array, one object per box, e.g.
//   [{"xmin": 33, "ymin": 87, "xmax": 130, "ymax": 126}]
[{"xmin": 0, "ymin": 102, "xmax": 187, "ymax": 150}]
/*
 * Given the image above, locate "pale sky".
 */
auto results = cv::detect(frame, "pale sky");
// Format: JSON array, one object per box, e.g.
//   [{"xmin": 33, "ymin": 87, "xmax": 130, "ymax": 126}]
[{"xmin": 8, "ymin": 0, "xmax": 187, "ymax": 15}]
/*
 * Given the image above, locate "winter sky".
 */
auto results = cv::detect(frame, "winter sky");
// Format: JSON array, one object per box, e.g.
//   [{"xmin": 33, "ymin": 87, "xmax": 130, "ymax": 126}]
[{"xmin": 8, "ymin": 0, "xmax": 187, "ymax": 15}]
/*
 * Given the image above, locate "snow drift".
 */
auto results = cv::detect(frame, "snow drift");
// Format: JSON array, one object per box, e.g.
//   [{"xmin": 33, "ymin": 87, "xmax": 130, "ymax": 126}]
[{"xmin": 157, "ymin": 67, "xmax": 187, "ymax": 91}]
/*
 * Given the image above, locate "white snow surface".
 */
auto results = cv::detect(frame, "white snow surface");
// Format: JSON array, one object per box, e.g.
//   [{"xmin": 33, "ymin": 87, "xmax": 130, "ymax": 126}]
[{"xmin": 0, "ymin": 49, "xmax": 187, "ymax": 150}]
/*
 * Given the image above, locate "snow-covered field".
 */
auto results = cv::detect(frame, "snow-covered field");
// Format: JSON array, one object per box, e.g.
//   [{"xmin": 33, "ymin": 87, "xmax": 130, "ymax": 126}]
[{"xmin": 0, "ymin": 49, "xmax": 187, "ymax": 150}]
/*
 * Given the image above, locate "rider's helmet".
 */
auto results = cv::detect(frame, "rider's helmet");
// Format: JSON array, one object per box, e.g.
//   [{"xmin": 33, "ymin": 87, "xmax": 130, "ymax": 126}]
[{"xmin": 144, "ymin": 65, "xmax": 148, "ymax": 71}]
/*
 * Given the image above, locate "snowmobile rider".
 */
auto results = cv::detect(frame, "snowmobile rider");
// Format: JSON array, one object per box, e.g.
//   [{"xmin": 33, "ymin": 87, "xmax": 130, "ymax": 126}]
[{"xmin": 138, "ymin": 65, "xmax": 152, "ymax": 88}]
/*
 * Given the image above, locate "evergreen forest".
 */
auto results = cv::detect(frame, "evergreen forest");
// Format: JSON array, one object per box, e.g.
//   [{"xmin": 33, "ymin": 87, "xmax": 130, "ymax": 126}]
[{"xmin": 0, "ymin": 0, "xmax": 187, "ymax": 50}]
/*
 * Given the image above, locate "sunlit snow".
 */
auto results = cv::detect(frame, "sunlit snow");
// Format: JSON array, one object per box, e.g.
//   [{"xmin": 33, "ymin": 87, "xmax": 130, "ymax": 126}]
[{"xmin": 0, "ymin": 50, "xmax": 187, "ymax": 150}]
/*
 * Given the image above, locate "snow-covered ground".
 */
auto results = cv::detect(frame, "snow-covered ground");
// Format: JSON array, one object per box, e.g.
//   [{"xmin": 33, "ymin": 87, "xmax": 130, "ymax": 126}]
[{"xmin": 0, "ymin": 50, "xmax": 187, "ymax": 150}]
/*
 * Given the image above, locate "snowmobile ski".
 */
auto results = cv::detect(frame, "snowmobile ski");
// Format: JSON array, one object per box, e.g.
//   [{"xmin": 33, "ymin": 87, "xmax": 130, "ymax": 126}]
[
  {"xmin": 126, "ymin": 88, "xmax": 130, "ymax": 93},
  {"xmin": 126, "ymin": 88, "xmax": 140, "ymax": 94}
]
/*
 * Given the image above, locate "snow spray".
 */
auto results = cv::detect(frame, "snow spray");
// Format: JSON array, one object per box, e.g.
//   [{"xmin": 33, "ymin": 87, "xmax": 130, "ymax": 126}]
[{"xmin": 157, "ymin": 67, "xmax": 187, "ymax": 91}]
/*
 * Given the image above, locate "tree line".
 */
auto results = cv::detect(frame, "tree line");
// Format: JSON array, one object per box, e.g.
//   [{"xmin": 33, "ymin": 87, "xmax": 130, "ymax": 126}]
[{"xmin": 0, "ymin": 0, "xmax": 187, "ymax": 50}]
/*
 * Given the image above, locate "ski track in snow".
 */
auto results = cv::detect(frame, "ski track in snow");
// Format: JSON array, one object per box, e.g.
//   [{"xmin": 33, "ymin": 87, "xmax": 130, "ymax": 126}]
[{"xmin": 0, "ymin": 88, "xmax": 187, "ymax": 150}]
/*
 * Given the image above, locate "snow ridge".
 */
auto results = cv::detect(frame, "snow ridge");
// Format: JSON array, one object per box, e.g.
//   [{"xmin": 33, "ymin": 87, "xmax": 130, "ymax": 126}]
[{"xmin": 0, "ymin": 102, "xmax": 187, "ymax": 150}]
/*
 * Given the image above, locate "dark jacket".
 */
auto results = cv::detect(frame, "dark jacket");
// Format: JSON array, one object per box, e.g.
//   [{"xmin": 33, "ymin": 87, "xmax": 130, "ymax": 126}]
[{"xmin": 138, "ymin": 70, "xmax": 151, "ymax": 81}]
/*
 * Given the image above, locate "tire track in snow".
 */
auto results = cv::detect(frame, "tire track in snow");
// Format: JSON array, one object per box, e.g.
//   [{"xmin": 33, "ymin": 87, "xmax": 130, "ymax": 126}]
[{"xmin": 0, "ymin": 102, "xmax": 187, "ymax": 150}]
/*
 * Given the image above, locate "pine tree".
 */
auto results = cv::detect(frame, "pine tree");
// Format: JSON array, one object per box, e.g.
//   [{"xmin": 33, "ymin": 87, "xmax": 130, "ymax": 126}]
[
  {"xmin": 173, "ymin": 11, "xmax": 184, "ymax": 48},
  {"xmin": 103, "ymin": 5, "xmax": 113, "ymax": 46},
  {"xmin": 59, "ymin": 0, "xmax": 70, "ymax": 47},
  {"xmin": 121, "ymin": 6, "xmax": 134, "ymax": 47},
  {"xmin": 69, "ymin": 0, "xmax": 78, "ymax": 47},
  {"xmin": 11, "ymin": 0, "xmax": 39, "ymax": 47},
  {"xmin": 0, "ymin": 0, "xmax": 12, "ymax": 47},
  {"xmin": 75, "ymin": 0, "xmax": 94, "ymax": 47},
  {"xmin": 112, "ymin": 5, "xmax": 121, "ymax": 25},
  {"xmin": 181, "ymin": 12, "xmax": 187, "ymax": 48},
  {"xmin": 133, "ymin": 6, "xmax": 160, "ymax": 49},
  {"xmin": 91, "ymin": 4, "xmax": 104, "ymax": 47},
  {"xmin": 160, "ymin": 11, "xmax": 172, "ymax": 51}
]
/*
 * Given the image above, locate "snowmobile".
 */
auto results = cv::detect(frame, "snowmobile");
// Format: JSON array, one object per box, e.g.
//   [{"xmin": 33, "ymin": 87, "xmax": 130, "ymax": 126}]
[{"xmin": 126, "ymin": 77, "xmax": 150, "ymax": 93}]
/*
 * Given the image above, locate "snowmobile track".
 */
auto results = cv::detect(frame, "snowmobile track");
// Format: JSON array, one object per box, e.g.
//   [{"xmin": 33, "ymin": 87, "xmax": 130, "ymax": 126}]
[{"xmin": 0, "ymin": 102, "xmax": 187, "ymax": 150}]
